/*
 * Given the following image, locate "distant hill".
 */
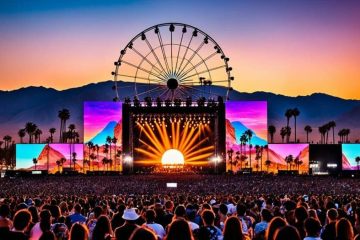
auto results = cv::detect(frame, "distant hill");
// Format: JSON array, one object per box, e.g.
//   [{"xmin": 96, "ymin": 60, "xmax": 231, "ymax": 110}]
[{"xmin": 0, "ymin": 80, "xmax": 359, "ymax": 143}]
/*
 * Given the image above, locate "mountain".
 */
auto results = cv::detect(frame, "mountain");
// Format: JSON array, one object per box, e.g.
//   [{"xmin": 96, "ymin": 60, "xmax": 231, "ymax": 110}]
[
  {"xmin": 0, "ymin": 80, "xmax": 359, "ymax": 143},
  {"xmin": 231, "ymin": 121, "xmax": 267, "ymax": 146},
  {"xmin": 89, "ymin": 121, "xmax": 118, "ymax": 145}
]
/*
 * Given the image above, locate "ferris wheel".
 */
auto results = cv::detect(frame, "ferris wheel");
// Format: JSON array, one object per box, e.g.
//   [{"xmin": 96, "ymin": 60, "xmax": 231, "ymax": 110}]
[{"xmin": 112, "ymin": 23, "xmax": 234, "ymax": 101}]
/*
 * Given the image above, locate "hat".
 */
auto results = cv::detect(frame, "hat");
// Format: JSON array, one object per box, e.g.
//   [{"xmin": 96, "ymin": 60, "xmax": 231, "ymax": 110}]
[
  {"xmin": 122, "ymin": 208, "xmax": 140, "ymax": 221},
  {"xmin": 209, "ymin": 199, "xmax": 216, "ymax": 205}
]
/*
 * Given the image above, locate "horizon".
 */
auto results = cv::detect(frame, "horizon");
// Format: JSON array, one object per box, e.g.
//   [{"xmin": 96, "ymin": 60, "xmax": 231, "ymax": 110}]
[{"xmin": 1, "ymin": 1, "xmax": 360, "ymax": 99}]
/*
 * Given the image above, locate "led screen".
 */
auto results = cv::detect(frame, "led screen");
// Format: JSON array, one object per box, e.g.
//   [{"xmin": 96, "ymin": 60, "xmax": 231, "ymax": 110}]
[
  {"xmin": 342, "ymin": 144, "xmax": 360, "ymax": 170},
  {"xmin": 225, "ymin": 101, "xmax": 267, "ymax": 172},
  {"xmin": 268, "ymin": 144, "xmax": 309, "ymax": 173}
]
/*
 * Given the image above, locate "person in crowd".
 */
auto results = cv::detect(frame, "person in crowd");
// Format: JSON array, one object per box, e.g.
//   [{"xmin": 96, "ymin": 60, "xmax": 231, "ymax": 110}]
[
  {"xmin": 294, "ymin": 206, "xmax": 309, "ymax": 239},
  {"xmin": 236, "ymin": 203, "xmax": 253, "ymax": 238},
  {"xmin": 143, "ymin": 209, "xmax": 166, "ymax": 239},
  {"xmin": 222, "ymin": 216, "xmax": 249, "ymax": 240},
  {"xmin": 254, "ymin": 208, "xmax": 273, "ymax": 238},
  {"xmin": 217, "ymin": 204, "xmax": 228, "ymax": 231},
  {"xmin": 30, "ymin": 209, "xmax": 52, "ymax": 240},
  {"xmin": 129, "ymin": 226, "xmax": 157, "ymax": 240},
  {"xmin": 197, "ymin": 209, "xmax": 223, "ymax": 240},
  {"xmin": 0, "ymin": 204, "xmax": 13, "ymax": 237},
  {"xmin": 304, "ymin": 217, "xmax": 322, "ymax": 240},
  {"xmin": 92, "ymin": 215, "xmax": 112, "ymax": 240},
  {"xmin": 111, "ymin": 204, "xmax": 126, "ymax": 230},
  {"xmin": 39, "ymin": 231, "xmax": 56, "ymax": 240},
  {"xmin": 274, "ymin": 225, "xmax": 301, "ymax": 240},
  {"xmin": 264, "ymin": 217, "xmax": 287, "ymax": 240},
  {"xmin": 69, "ymin": 222, "xmax": 89, "ymax": 240},
  {"xmin": 165, "ymin": 218, "xmax": 194, "ymax": 240},
  {"xmin": 321, "ymin": 208, "xmax": 338, "ymax": 240},
  {"xmin": 336, "ymin": 218, "xmax": 354, "ymax": 240},
  {"xmin": 68, "ymin": 204, "xmax": 86, "ymax": 225},
  {"xmin": 8, "ymin": 209, "xmax": 32, "ymax": 240},
  {"xmin": 115, "ymin": 208, "xmax": 140, "ymax": 240},
  {"xmin": 87, "ymin": 206, "xmax": 103, "ymax": 238}
]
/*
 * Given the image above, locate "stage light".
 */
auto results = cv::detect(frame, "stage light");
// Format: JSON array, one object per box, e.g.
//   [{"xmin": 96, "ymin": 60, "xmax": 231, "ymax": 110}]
[
  {"xmin": 161, "ymin": 149, "xmax": 185, "ymax": 166},
  {"xmin": 124, "ymin": 155, "xmax": 133, "ymax": 163},
  {"xmin": 211, "ymin": 156, "xmax": 222, "ymax": 163}
]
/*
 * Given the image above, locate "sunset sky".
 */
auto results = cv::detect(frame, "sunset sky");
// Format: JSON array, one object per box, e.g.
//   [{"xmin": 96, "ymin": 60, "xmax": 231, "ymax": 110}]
[{"xmin": 1, "ymin": 0, "xmax": 360, "ymax": 99}]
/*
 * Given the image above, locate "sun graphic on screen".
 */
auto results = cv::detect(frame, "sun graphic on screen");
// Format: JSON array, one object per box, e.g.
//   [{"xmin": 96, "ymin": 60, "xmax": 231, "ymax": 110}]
[
  {"xmin": 161, "ymin": 149, "xmax": 185, "ymax": 166},
  {"xmin": 134, "ymin": 120, "xmax": 214, "ymax": 166}
]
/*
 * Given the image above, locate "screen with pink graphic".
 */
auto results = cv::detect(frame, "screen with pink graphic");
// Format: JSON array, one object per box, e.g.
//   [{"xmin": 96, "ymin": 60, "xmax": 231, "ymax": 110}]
[
  {"xmin": 225, "ymin": 101, "xmax": 267, "ymax": 171},
  {"xmin": 268, "ymin": 144, "xmax": 309, "ymax": 173},
  {"xmin": 342, "ymin": 144, "xmax": 360, "ymax": 170},
  {"xmin": 84, "ymin": 102, "xmax": 122, "ymax": 171}
]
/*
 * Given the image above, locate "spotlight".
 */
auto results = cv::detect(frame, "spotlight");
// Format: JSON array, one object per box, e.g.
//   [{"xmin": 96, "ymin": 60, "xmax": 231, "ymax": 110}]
[{"xmin": 124, "ymin": 155, "xmax": 133, "ymax": 163}]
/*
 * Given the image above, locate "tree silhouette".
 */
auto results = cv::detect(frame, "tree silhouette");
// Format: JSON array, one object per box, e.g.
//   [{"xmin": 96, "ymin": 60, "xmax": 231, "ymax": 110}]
[
  {"xmin": 18, "ymin": 129, "xmax": 26, "ymax": 143},
  {"xmin": 292, "ymin": 108, "xmax": 300, "ymax": 143},
  {"xmin": 285, "ymin": 155, "xmax": 294, "ymax": 171},
  {"xmin": 49, "ymin": 128, "xmax": 56, "ymax": 143},
  {"xmin": 58, "ymin": 109, "xmax": 70, "ymax": 143},
  {"xmin": 268, "ymin": 125, "xmax": 276, "ymax": 143},
  {"xmin": 33, "ymin": 157, "xmax": 38, "ymax": 170},
  {"xmin": 304, "ymin": 125, "xmax": 312, "ymax": 143},
  {"xmin": 245, "ymin": 130, "xmax": 253, "ymax": 168}
]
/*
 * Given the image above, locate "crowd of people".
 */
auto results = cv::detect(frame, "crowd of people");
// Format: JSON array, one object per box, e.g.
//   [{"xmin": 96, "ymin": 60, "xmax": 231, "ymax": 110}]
[{"xmin": 0, "ymin": 174, "xmax": 359, "ymax": 240}]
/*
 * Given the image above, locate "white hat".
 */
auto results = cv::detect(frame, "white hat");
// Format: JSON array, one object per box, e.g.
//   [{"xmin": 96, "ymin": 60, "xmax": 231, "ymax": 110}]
[
  {"xmin": 122, "ymin": 208, "xmax": 140, "ymax": 221},
  {"xmin": 210, "ymin": 199, "xmax": 216, "ymax": 205}
]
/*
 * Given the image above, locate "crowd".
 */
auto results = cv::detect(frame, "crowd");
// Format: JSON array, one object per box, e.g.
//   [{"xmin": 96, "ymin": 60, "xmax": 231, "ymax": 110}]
[{"xmin": 0, "ymin": 174, "xmax": 359, "ymax": 240}]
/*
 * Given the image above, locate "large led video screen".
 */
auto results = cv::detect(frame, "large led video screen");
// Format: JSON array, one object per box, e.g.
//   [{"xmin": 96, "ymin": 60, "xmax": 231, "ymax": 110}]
[
  {"xmin": 16, "ymin": 144, "xmax": 84, "ymax": 173},
  {"xmin": 268, "ymin": 144, "xmax": 309, "ymax": 173},
  {"xmin": 342, "ymin": 144, "xmax": 360, "ymax": 170},
  {"xmin": 133, "ymin": 113, "xmax": 216, "ymax": 172},
  {"xmin": 84, "ymin": 102, "xmax": 122, "ymax": 171},
  {"xmin": 225, "ymin": 101, "xmax": 267, "ymax": 171}
]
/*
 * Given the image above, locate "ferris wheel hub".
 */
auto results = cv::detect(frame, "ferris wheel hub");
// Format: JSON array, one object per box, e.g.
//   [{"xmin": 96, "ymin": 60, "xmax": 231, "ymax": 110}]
[{"xmin": 167, "ymin": 78, "xmax": 179, "ymax": 90}]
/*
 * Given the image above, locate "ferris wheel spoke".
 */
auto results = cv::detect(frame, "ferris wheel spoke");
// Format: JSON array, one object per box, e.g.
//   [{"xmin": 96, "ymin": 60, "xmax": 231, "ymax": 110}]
[
  {"xmin": 156, "ymin": 30, "xmax": 171, "ymax": 75},
  {"xmin": 144, "ymin": 38, "xmax": 169, "ymax": 79},
  {"xmin": 130, "ymin": 47, "xmax": 168, "ymax": 80},
  {"xmin": 178, "ymin": 86, "xmax": 202, "ymax": 98},
  {"xmin": 178, "ymin": 52, "xmax": 218, "ymax": 80},
  {"xmin": 136, "ymin": 86, "xmax": 164, "ymax": 97},
  {"xmin": 175, "ymin": 35, "xmax": 194, "ymax": 77},
  {"xmin": 179, "ymin": 65, "xmax": 226, "ymax": 82},
  {"xmin": 182, "ymin": 84, "xmax": 221, "ymax": 97},
  {"xmin": 117, "ymin": 74, "xmax": 164, "ymax": 83},
  {"xmin": 121, "ymin": 60, "xmax": 166, "ymax": 81},
  {"xmin": 171, "ymin": 31, "xmax": 173, "ymax": 75},
  {"xmin": 174, "ymin": 31, "xmax": 185, "ymax": 74},
  {"xmin": 176, "ymin": 42, "xmax": 205, "ymax": 78},
  {"xmin": 158, "ymin": 89, "xmax": 170, "ymax": 98}
]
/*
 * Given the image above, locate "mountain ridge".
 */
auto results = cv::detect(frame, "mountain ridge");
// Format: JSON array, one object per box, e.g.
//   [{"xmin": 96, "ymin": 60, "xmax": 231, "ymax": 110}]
[{"xmin": 0, "ymin": 80, "xmax": 359, "ymax": 143}]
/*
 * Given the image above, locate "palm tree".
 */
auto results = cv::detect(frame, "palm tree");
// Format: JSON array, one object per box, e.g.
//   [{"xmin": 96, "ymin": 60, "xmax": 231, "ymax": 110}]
[
  {"xmin": 18, "ymin": 129, "xmax": 26, "ymax": 143},
  {"xmin": 285, "ymin": 155, "xmax": 294, "ymax": 171},
  {"xmin": 112, "ymin": 137, "xmax": 118, "ymax": 170},
  {"xmin": 319, "ymin": 126, "xmax": 326, "ymax": 144},
  {"xmin": 95, "ymin": 144, "xmax": 100, "ymax": 171},
  {"xmin": 268, "ymin": 125, "xmax": 276, "ymax": 143},
  {"xmin": 68, "ymin": 124, "xmax": 76, "ymax": 143},
  {"xmin": 3, "ymin": 135, "xmax": 12, "ymax": 149},
  {"xmin": 292, "ymin": 108, "xmax": 300, "ymax": 143},
  {"xmin": 25, "ymin": 122, "xmax": 37, "ymax": 143},
  {"xmin": 328, "ymin": 121, "xmax": 336, "ymax": 144},
  {"xmin": 72, "ymin": 152, "xmax": 77, "ymax": 171},
  {"xmin": 34, "ymin": 128, "xmax": 42, "ymax": 143},
  {"xmin": 227, "ymin": 148, "xmax": 234, "ymax": 172},
  {"xmin": 33, "ymin": 158, "xmax": 38, "ymax": 170},
  {"xmin": 87, "ymin": 141, "xmax": 94, "ymax": 170},
  {"xmin": 285, "ymin": 109, "xmax": 293, "ymax": 129},
  {"xmin": 265, "ymin": 159, "xmax": 271, "ymax": 173},
  {"xmin": 56, "ymin": 160, "xmax": 61, "ymax": 173},
  {"xmin": 285, "ymin": 126, "xmax": 291, "ymax": 143},
  {"xmin": 280, "ymin": 127, "xmax": 287, "ymax": 143},
  {"xmin": 235, "ymin": 151, "xmax": 240, "ymax": 172},
  {"xmin": 245, "ymin": 130, "xmax": 253, "ymax": 169},
  {"xmin": 58, "ymin": 109, "xmax": 70, "ymax": 143},
  {"xmin": 106, "ymin": 136, "xmax": 112, "ymax": 170},
  {"xmin": 304, "ymin": 125, "xmax": 312, "ymax": 143},
  {"xmin": 356, "ymin": 156, "xmax": 360, "ymax": 171},
  {"xmin": 49, "ymin": 128, "xmax": 56, "ymax": 143}
]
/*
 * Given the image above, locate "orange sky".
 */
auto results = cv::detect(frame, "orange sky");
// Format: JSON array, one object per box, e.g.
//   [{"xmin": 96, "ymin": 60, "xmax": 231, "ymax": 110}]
[{"xmin": 1, "ymin": 1, "xmax": 359, "ymax": 99}]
